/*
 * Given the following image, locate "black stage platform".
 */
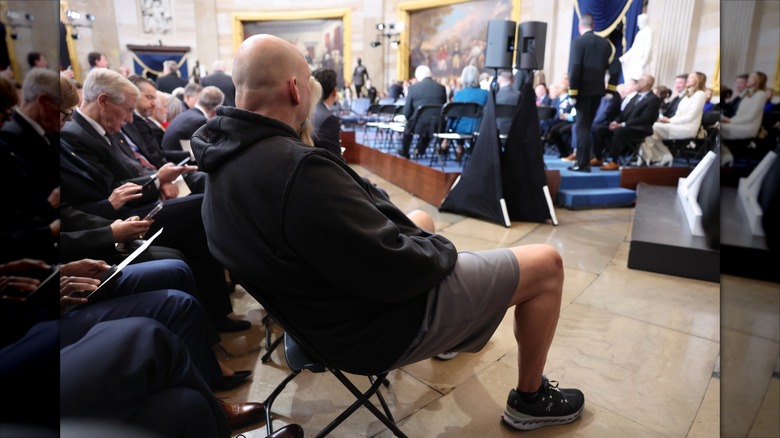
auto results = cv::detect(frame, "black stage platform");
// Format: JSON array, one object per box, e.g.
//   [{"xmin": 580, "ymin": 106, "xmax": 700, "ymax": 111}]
[
  {"xmin": 628, "ymin": 183, "xmax": 719, "ymax": 282},
  {"xmin": 720, "ymin": 187, "xmax": 779, "ymax": 283}
]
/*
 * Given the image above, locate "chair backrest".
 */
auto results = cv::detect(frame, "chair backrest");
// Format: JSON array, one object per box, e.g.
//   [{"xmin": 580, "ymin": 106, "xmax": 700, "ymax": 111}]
[
  {"xmin": 350, "ymin": 97, "xmax": 371, "ymax": 116},
  {"xmin": 377, "ymin": 97, "xmax": 396, "ymax": 105},
  {"xmin": 410, "ymin": 104, "xmax": 444, "ymax": 130},
  {"xmin": 495, "ymin": 103, "xmax": 517, "ymax": 120},
  {"xmin": 537, "ymin": 105, "xmax": 557, "ymax": 121},
  {"xmin": 438, "ymin": 102, "xmax": 482, "ymax": 133}
]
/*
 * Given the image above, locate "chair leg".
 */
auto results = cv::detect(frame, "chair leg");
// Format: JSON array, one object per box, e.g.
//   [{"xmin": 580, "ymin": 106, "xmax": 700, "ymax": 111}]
[
  {"xmin": 263, "ymin": 370, "xmax": 300, "ymax": 437},
  {"xmin": 261, "ymin": 317, "xmax": 284, "ymax": 363}
]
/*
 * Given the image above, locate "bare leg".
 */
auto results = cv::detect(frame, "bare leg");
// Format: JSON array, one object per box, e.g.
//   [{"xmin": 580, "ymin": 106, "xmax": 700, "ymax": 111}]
[
  {"xmin": 507, "ymin": 244, "xmax": 564, "ymax": 392},
  {"xmin": 406, "ymin": 209, "xmax": 435, "ymax": 233}
]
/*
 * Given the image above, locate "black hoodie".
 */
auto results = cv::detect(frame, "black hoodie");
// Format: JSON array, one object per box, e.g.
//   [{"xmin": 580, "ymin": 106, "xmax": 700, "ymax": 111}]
[{"xmin": 194, "ymin": 107, "xmax": 458, "ymax": 374}]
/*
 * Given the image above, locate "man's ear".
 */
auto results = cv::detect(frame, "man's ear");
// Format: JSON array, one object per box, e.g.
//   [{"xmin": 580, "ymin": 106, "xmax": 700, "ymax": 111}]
[
  {"xmin": 289, "ymin": 77, "xmax": 301, "ymax": 105},
  {"xmin": 330, "ymin": 88, "xmax": 338, "ymax": 100}
]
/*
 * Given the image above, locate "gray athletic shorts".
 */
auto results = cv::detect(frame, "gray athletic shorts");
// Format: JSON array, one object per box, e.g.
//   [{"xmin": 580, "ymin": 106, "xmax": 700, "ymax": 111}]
[{"xmin": 389, "ymin": 248, "xmax": 519, "ymax": 369}]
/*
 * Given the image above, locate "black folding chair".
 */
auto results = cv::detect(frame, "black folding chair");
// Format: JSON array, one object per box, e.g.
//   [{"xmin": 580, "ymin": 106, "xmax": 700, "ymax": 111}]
[
  {"xmin": 236, "ymin": 280, "xmax": 408, "ymax": 438},
  {"xmin": 429, "ymin": 102, "xmax": 482, "ymax": 168},
  {"xmin": 404, "ymin": 104, "xmax": 443, "ymax": 158}
]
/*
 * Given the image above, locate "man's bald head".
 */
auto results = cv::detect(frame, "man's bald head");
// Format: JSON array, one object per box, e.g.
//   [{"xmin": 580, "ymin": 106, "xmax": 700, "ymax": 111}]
[{"xmin": 233, "ymin": 34, "xmax": 312, "ymax": 130}]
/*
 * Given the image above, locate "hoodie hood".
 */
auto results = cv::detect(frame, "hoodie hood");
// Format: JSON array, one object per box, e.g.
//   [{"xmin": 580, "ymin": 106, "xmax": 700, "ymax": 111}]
[{"xmin": 192, "ymin": 106, "xmax": 301, "ymax": 172}]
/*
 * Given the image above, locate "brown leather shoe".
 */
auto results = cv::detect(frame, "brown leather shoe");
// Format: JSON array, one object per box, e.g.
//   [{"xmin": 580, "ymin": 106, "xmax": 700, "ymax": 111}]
[
  {"xmin": 266, "ymin": 424, "xmax": 304, "ymax": 438},
  {"xmin": 599, "ymin": 161, "xmax": 620, "ymax": 171},
  {"xmin": 219, "ymin": 399, "xmax": 265, "ymax": 430},
  {"xmin": 589, "ymin": 158, "xmax": 603, "ymax": 167}
]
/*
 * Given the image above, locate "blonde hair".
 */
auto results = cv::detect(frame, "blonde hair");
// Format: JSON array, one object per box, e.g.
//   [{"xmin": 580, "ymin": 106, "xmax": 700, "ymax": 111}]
[
  {"xmin": 684, "ymin": 71, "xmax": 706, "ymax": 97},
  {"xmin": 299, "ymin": 76, "xmax": 322, "ymax": 146}
]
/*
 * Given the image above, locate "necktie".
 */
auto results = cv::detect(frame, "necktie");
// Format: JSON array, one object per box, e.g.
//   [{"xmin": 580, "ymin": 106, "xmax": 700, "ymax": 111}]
[
  {"xmin": 105, "ymin": 132, "xmax": 151, "ymax": 175},
  {"xmin": 118, "ymin": 132, "xmax": 157, "ymax": 170}
]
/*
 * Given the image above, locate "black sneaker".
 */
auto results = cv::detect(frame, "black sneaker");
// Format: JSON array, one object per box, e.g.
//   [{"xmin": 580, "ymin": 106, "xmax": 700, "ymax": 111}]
[{"xmin": 502, "ymin": 376, "xmax": 584, "ymax": 430}]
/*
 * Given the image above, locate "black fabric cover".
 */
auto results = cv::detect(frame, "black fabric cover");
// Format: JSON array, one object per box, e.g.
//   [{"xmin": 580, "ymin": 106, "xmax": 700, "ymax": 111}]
[
  {"xmin": 439, "ymin": 90, "xmax": 509, "ymax": 226},
  {"xmin": 501, "ymin": 80, "xmax": 551, "ymax": 222}
]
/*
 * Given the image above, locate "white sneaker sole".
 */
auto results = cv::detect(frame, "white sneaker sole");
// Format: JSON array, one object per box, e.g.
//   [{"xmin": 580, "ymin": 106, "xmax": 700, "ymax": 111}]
[{"xmin": 501, "ymin": 405, "xmax": 583, "ymax": 431}]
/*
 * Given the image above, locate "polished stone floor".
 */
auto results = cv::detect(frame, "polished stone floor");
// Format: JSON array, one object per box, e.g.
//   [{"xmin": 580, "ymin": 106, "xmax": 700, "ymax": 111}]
[{"xmin": 214, "ymin": 165, "xmax": 779, "ymax": 438}]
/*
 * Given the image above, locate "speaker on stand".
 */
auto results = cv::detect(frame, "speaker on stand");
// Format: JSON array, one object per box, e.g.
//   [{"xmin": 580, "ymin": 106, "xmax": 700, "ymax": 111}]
[
  {"xmin": 514, "ymin": 21, "xmax": 547, "ymax": 89},
  {"xmin": 485, "ymin": 20, "xmax": 516, "ymax": 96}
]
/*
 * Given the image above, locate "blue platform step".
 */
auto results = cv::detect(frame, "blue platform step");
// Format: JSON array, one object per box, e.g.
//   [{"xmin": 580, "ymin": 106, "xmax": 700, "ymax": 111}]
[{"xmin": 545, "ymin": 156, "xmax": 636, "ymax": 209}]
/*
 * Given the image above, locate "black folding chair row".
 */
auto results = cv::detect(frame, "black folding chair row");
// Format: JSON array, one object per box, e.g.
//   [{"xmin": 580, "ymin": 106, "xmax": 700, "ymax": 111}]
[{"xmin": 427, "ymin": 102, "xmax": 483, "ymax": 168}]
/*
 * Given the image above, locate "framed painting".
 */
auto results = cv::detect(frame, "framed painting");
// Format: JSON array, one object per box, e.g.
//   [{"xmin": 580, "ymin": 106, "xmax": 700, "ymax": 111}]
[
  {"xmin": 397, "ymin": 0, "xmax": 520, "ymax": 81},
  {"xmin": 233, "ymin": 9, "xmax": 352, "ymax": 87}
]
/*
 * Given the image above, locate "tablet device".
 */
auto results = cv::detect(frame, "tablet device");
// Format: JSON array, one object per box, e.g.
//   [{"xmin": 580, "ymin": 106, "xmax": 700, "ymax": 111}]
[
  {"xmin": 24, "ymin": 266, "xmax": 60, "ymax": 304},
  {"xmin": 142, "ymin": 174, "xmax": 158, "ymax": 189},
  {"xmin": 176, "ymin": 156, "xmax": 191, "ymax": 166},
  {"xmin": 62, "ymin": 228, "xmax": 164, "ymax": 313},
  {"xmin": 143, "ymin": 201, "xmax": 164, "ymax": 220}
]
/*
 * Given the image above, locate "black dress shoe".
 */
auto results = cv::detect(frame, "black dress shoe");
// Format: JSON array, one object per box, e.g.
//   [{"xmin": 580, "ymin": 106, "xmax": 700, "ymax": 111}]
[
  {"xmin": 218, "ymin": 400, "xmax": 265, "ymax": 430},
  {"xmin": 266, "ymin": 424, "xmax": 304, "ymax": 438},
  {"xmin": 395, "ymin": 148, "xmax": 410, "ymax": 159},
  {"xmin": 213, "ymin": 370, "xmax": 252, "ymax": 391},
  {"xmin": 567, "ymin": 164, "xmax": 591, "ymax": 172},
  {"xmin": 214, "ymin": 316, "xmax": 251, "ymax": 332}
]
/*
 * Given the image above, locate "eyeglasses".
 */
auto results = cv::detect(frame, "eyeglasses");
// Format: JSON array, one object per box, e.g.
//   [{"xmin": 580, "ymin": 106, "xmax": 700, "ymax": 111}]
[{"xmin": 61, "ymin": 108, "xmax": 74, "ymax": 117}]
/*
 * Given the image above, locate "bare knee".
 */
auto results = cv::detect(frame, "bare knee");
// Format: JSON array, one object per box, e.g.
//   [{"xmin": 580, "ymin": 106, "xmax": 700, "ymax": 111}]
[
  {"xmin": 509, "ymin": 244, "xmax": 564, "ymax": 304},
  {"xmin": 407, "ymin": 209, "xmax": 435, "ymax": 233}
]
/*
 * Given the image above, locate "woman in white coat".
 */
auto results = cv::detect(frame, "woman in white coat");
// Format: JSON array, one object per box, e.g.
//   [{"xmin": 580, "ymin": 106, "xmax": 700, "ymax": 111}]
[
  {"xmin": 642, "ymin": 71, "xmax": 707, "ymax": 166},
  {"xmin": 721, "ymin": 71, "xmax": 768, "ymax": 140}
]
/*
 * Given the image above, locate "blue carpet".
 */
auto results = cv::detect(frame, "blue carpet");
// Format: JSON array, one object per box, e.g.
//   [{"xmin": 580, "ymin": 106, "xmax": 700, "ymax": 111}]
[{"xmin": 544, "ymin": 155, "xmax": 636, "ymax": 209}]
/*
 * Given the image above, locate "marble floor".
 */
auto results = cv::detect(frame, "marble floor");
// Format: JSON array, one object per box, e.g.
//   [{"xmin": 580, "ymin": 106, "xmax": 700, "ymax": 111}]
[{"xmin": 214, "ymin": 165, "xmax": 779, "ymax": 438}]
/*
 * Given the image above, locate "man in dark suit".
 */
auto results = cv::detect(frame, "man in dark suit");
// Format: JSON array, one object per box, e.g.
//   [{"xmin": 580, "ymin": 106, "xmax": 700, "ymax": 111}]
[
  {"xmin": 311, "ymin": 68, "xmax": 344, "ymax": 160},
  {"xmin": 123, "ymin": 75, "xmax": 205, "ymax": 192},
  {"xmin": 200, "ymin": 60, "xmax": 236, "ymax": 107},
  {"xmin": 662, "ymin": 73, "xmax": 687, "ymax": 118},
  {"xmin": 156, "ymin": 59, "xmax": 188, "ymax": 93},
  {"xmin": 162, "ymin": 86, "xmax": 224, "ymax": 160},
  {"xmin": 0, "ymin": 68, "xmax": 60, "ymax": 201},
  {"xmin": 593, "ymin": 73, "xmax": 661, "ymax": 170},
  {"xmin": 399, "ymin": 64, "xmax": 447, "ymax": 158},
  {"xmin": 60, "ymin": 68, "xmax": 247, "ymax": 333},
  {"xmin": 567, "ymin": 13, "xmax": 617, "ymax": 172}
]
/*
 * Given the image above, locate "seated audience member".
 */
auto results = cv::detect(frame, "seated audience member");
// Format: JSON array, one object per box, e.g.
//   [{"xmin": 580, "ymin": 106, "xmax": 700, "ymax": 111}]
[
  {"xmin": 440, "ymin": 65, "xmax": 488, "ymax": 161},
  {"xmin": 559, "ymin": 89, "xmax": 621, "ymax": 163},
  {"xmin": 311, "ymin": 68, "xmax": 344, "ymax": 160},
  {"xmin": 1, "ymin": 68, "xmax": 61, "ymax": 202},
  {"xmin": 620, "ymin": 79, "xmax": 639, "ymax": 111},
  {"xmin": 164, "ymin": 90, "xmax": 184, "ymax": 127},
  {"xmin": 399, "ymin": 65, "xmax": 447, "ymax": 159},
  {"xmin": 200, "ymin": 60, "xmax": 236, "ymax": 107},
  {"xmin": 156, "ymin": 59, "xmax": 188, "ymax": 93},
  {"xmin": 541, "ymin": 81, "xmax": 574, "ymax": 138},
  {"xmin": 195, "ymin": 34, "xmax": 585, "ymax": 432},
  {"xmin": 125, "ymin": 75, "xmax": 203, "ymax": 190},
  {"xmin": 59, "ymin": 68, "xmax": 245, "ymax": 333},
  {"xmin": 721, "ymin": 71, "xmax": 768, "ymax": 141},
  {"xmin": 722, "ymin": 73, "xmax": 749, "ymax": 118},
  {"xmin": 495, "ymin": 70, "xmax": 521, "ymax": 136},
  {"xmin": 163, "ymin": 85, "xmax": 224, "ymax": 160},
  {"xmin": 662, "ymin": 73, "xmax": 688, "ymax": 118},
  {"xmin": 702, "ymin": 87, "xmax": 715, "ymax": 112},
  {"xmin": 653, "ymin": 85, "xmax": 671, "ymax": 112},
  {"xmin": 182, "ymin": 82, "xmax": 203, "ymax": 110},
  {"xmin": 535, "ymin": 83, "xmax": 552, "ymax": 107},
  {"xmin": 642, "ymin": 71, "xmax": 708, "ymax": 166},
  {"xmin": 593, "ymin": 73, "xmax": 661, "ymax": 170}
]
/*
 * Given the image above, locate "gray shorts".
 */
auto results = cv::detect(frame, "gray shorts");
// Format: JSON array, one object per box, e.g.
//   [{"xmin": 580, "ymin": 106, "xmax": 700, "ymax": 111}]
[{"xmin": 389, "ymin": 248, "xmax": 519, "ymax": 369}]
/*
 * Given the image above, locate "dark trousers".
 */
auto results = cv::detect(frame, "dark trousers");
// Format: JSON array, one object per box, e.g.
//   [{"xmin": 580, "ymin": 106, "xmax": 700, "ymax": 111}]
[
  {"xmin": 61, "ymin": 317, "xmax": 231, "ymax": 438},
  {"xmin": 593, "ymin": 125, "xmax": 650, "ymax": 161},
  {"xmin": 548, "ymin": 122, "xmax": 574, "ymax": 157},
  {"xmin": 401, "ymin": 118, "xmax": 434, "ymax": 158},
  {"xmin": 574, "ymin": 95, "xmax": 603, "ymax": 167}
]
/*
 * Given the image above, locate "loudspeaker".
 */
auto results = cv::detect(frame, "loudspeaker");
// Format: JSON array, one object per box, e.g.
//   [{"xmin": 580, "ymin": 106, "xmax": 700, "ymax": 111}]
[
  {"xmin": 516, "ymin": 21, "xmax": 547, "ymax": 70},
  {"xmin": 484, "ymin": 20, "xmax": 516, "ymax": 69}
]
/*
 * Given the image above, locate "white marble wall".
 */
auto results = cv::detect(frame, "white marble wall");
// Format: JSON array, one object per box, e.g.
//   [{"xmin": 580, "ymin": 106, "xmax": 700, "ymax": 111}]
[{"xmin": 721, "ymin": 0, "xmax": 779, "ymax": 93}]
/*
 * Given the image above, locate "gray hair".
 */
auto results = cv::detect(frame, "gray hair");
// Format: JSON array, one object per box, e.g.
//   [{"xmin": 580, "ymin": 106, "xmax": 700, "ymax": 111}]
[
  {"xmin": 460, "ymin": 65, "xmax": 480, "ymax": 88},
  {"xmin": 82, "ymin": 67, "xmax": 139, "ymax": 104},
  {"xmin": 166, "ymin": 93, "xmax": 183, "ymax": 121},
  {"xmin": 163, "ymin": 60, "xmax": 179, "ymax": 73},
  {"xmin": 183, "ymin": 83, "xmax": 203, "ymax": 99},
  {"xmin": 212, "ymin": 60, "xmax": 225, "ymax": 72},
  {"xmin": 414, "ymin": 65, "xmax": 432, "ymax": 82},
  {"xmin": 22, "ymin": 68, "xmax": 61, "ymax": 104},
  {"xmin": 198, "ymin": 85, "xmax": 225, "ymax": 110}
]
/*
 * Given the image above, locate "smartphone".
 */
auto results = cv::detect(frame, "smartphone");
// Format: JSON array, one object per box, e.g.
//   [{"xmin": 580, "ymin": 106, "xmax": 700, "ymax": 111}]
[
  {"xmin": 143, "ymin": 202, "xmax": 164, "ymax": 220},
  {"xmin": 142, "ymin": 174, "xmax": 158, "ymax": 189},
  {"xmin": 176, "ymin": 156, "xmax": 191, "ymax": 166}
]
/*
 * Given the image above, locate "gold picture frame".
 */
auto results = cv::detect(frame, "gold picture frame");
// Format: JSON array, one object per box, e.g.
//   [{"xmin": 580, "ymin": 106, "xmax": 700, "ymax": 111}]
[
  {"xmin": 397, "ymin": 0, "xmax": 520, "ymax": 80},
  {"xmin": 233, "ymin": 9, "xmax": 352, "ymax": 84}
]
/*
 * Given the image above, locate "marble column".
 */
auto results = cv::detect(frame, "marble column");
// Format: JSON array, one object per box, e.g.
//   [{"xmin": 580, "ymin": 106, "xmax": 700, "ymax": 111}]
[
  {"xmin": 720, "ymin": 1, "xmax": 758, "ymax": 87},
  {"xmin": 646, "ymin": 0, "xmax": 697, "ymax": 89},
  {"xmin": 193, "ymin": 0, "xmax": 219, "ymax": 75}
]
